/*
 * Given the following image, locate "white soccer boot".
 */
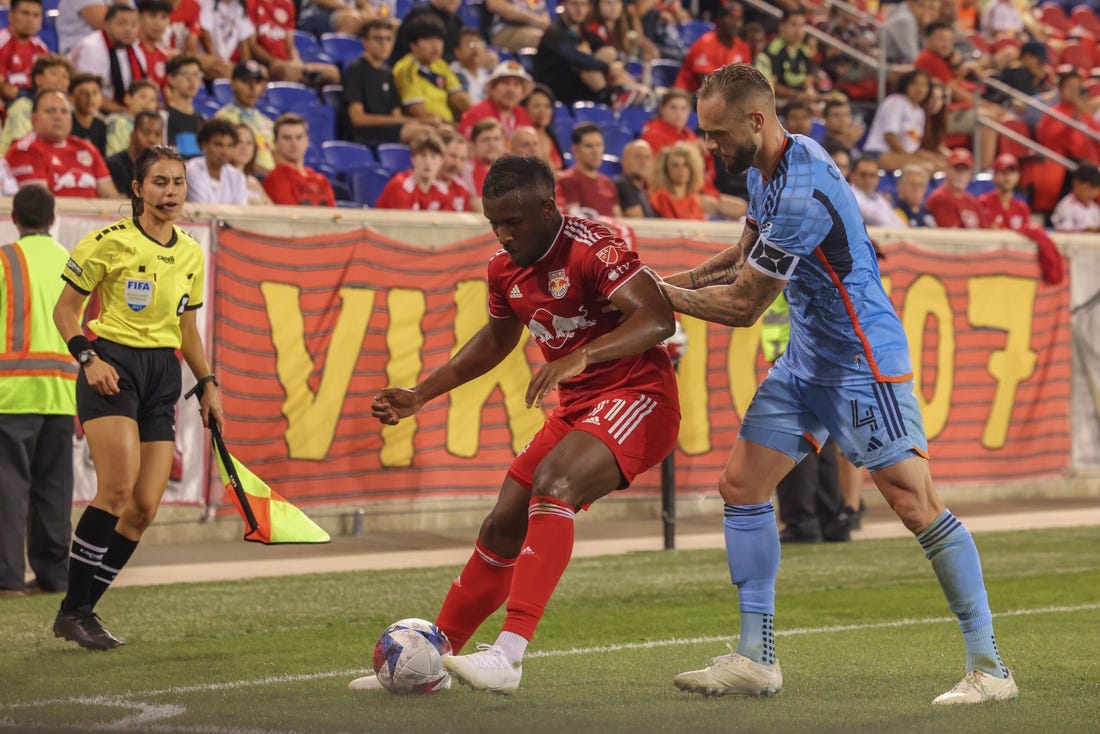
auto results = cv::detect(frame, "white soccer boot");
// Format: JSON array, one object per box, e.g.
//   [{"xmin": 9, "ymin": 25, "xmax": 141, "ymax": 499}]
[
  {"xmin": 442, "ymin": 644, "xmax": 522, "ymax": 695},
  {"xmin": 673, "ymin": 648, "xmax": 782, "ymax": 697},
  {"xmin": 932, "ymin": 669, "xmax": 1018, "ymax": 705},
  {"xmin": 347, "ymin": 673, "xmax": 451, "ymax": 691}
]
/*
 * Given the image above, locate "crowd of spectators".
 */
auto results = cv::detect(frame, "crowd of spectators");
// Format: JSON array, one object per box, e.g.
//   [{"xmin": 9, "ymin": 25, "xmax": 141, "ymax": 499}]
[{"xmin": 0, "ymin": 0, "xmax": 1093, "ymax": 242}]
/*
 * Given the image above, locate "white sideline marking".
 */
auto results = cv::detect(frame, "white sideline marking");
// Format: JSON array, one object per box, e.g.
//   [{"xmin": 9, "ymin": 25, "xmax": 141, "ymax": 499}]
[{"xmin": 3, "ymin": 600, "xmax": 1097, "ymax": 723}]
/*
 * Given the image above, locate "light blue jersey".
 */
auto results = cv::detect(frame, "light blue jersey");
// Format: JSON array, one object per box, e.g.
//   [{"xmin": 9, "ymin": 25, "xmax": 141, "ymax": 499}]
[{"xmin": 745, "ymin": 134, "xmax": 911, "ymax": 386}]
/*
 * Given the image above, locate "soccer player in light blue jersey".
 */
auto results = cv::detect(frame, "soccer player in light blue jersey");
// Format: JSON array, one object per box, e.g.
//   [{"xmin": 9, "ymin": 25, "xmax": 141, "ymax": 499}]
[{"xmin": 660, "ymin": 64, "xmax": 1017, "ymax": 705}]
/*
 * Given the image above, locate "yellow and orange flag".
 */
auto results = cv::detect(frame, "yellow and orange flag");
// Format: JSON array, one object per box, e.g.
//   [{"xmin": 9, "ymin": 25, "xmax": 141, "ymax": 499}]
[{"xmin": 210, "ymin": 424, "xmax": 331, "ymax": 545}]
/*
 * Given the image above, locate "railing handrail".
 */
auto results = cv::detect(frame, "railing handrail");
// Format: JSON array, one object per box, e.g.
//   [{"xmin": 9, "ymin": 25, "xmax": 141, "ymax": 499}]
[
  {"xmin": 739, "ymin": 0, "xmax": 879, "ymax": 68},
  {"xmin": 982, "ymin": 76, "xmax": 1100, "ymax": 146},
  {"xmin": 826, "ymin": 0, "xmax": 881, "ymax": 29},
  {"xmin": 977, "ymin": 115, "xmax": 1079, "ymax": 171}
]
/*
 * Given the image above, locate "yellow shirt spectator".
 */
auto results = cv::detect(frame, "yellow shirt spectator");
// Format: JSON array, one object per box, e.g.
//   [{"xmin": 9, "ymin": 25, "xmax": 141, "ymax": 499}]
[{"xmin": 393, "ymin": 54, "xmax": 465, "ymax": 123}]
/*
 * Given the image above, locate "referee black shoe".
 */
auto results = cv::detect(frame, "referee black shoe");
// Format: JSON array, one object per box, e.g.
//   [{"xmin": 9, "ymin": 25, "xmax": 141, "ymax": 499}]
[{"xmin": 53, "ymin": 607, "xmax": 125, "ymax": 650}]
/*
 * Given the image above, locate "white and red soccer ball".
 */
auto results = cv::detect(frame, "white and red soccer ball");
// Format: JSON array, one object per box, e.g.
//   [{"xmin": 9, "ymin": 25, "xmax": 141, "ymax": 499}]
[{"xmin": 372, "ymin": 618, "xmax": 452, "ymax": 694}]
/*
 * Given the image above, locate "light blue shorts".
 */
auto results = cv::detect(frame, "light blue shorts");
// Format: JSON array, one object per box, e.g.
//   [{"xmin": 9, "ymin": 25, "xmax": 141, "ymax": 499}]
[{"xmin": 739, "ymin": 358, "xmax": 929, "ymax": 472}]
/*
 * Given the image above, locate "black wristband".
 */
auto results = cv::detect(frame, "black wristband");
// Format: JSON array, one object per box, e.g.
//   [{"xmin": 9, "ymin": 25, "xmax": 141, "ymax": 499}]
[
  {"xmin": 185, "ymin": 374, "xmax": 219, "ymax": 401},
  {"xmin": 67, "ymin": 334, "xmax": 94, "ymax": 360}
]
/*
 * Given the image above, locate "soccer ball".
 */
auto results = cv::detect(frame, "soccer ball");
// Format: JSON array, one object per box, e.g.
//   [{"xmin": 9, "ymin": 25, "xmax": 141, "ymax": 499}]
[{"xmin": 372, "ymin": 618, "xmax": 452, "ymax": 694}]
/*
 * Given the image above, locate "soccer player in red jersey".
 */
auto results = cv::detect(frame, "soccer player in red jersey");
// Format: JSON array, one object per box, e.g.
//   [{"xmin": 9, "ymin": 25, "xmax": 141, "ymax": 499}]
[
  {"xmin": 0, "ymin": 0, "xmax": 49, "ymax": 104},
  {"xmin": 366, "ymin": 154, "xmax": 681, "ymax": 695}
]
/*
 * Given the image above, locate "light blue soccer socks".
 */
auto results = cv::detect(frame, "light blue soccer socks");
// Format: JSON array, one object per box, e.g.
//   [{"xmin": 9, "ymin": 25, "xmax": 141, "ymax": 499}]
[
  {"xmin": 724, "ymin": 503, "xmax": 780, "ymax": 665},
  {"xmin": 917, "ymin": 509, "xmax": 1008, "ymax": 678}
]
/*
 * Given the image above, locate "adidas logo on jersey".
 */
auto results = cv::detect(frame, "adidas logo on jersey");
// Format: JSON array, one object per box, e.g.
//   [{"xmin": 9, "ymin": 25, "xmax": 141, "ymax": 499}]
[
  {"xmin": 867, "ymin": 436, "xmax": 883, "ymax": 452},
  {"xmin": 509, "ymin": 285, "xmax": 522, "ymax": 299},
  {"xmin": 520, "ymin": 546, "xmax": 535, "ymax": 556}
]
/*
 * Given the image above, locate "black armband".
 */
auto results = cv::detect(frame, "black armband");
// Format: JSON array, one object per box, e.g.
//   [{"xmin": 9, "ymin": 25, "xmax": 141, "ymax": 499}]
[
  {"xmin": 185, "ymin": 374, "xmax": 219, "ymax": 401},
  {"xmin": 67, "ymin": 335, "xmax": 94, "ymax": 360}
]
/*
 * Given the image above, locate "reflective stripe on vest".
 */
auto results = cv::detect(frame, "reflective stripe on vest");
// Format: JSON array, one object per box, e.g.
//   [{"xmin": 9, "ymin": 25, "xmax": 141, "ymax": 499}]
[{"xmin": 0, "ymin": 243, "xmax": 75, "ymax": 379}]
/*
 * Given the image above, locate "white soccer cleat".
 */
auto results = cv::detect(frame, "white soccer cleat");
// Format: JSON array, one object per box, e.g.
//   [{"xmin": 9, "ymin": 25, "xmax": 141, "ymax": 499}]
[
  {"xmin": 442, "ymin": 644, "xmax": 522, "ymax": 696},
  {"xmin": 347, "ymin": 672, "xmax": 450, "ymax": 692},
  {"xmin": 932, "ymin": 669, "xmax": 1018, "ymax": 705},
  {"xmin": 673, "ymin": 649, "xmax": 783, "ymax": 697}
]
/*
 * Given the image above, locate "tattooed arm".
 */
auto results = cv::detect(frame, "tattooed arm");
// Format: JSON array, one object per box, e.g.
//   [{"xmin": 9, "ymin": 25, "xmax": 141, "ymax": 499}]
[
  {"xmin": 661, "ymin": 262, "xmax": 786, "ymax": 328},
  {"xmin": 664, "ymin": 221, "xmax": 758, "ymax": 289}
]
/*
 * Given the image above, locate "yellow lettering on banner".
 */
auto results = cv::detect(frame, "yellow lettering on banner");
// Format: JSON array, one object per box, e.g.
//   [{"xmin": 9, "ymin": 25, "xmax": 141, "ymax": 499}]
[
  {"xmin": 881, "ymin": 275, "xmax": 891, "ymax": 296},
  {"xmin": 903, "ymin": 275, "xmax": 953, "ymax": 439},
  {"xmin": 447, "ymin": 280, "xmax": 543, "ymax": 457},
  {"xmin": 261, "ymin": 283, "xmax": 375, "ymax": 460},
  {"xmin": 676, "ymin": 316, "xmax": 711, "ymax": 454},
  {"xmin": 727, "ymin": 319, "xmax": 764, "ymax": 419},
  {"xmin": 379, "ymin": 289, "xmax": 426, "ymax": 467},
  {"xmin": 967, "ymin": 276, "xmax": 1038, "ymax": 449}
]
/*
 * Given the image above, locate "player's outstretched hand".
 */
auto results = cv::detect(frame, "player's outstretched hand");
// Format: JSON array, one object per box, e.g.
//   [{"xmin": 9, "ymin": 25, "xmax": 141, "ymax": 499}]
[
  {"xmin": 527, "ymin": 349, "xmax": 589, "ymax": 408},
  {"xmin": 372, "ymin": 388, "xmax": 422, "ymax": 425}
]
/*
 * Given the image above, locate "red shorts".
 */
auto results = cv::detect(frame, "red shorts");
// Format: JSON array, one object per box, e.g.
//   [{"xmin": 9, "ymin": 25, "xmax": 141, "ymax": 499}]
[{"xmin": 507, "ymin": 390, "xmax": 680, "ymax": 491}]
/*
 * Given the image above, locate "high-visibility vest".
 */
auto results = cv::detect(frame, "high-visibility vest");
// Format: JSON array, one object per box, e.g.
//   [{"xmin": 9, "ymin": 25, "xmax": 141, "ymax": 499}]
[
  {"xmin": 760, "ymin": 291, "xmax": 791, "ymax": 364},
  {"xmin": 0, "ymin": 234, "xmax": 77, "ymax": 415}
]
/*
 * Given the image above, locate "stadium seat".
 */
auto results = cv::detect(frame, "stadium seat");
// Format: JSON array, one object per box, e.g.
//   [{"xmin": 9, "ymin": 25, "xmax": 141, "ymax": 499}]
[
  {"xmin": 456, "ymin": 2, "xmax": 481, "ymax": 29},
  {"xmin": 212, "ymin": 78, "xmax": 234, "ymax": 104},
  {"xmin": 678, "ymin": 19, "xmax": 712, "ymax": 47},
  {"xmin": 263, "ymin": 82, "xmax": 317, "ymax": 113},
  {"xmin": 599, "ymin": 154, "xmax": 621, "ymax": 177},
  {"xmin": 320, "ymin": 33, "xmax": 365, "ymax": 69},
  {"xmin": 321, "ymin": 140, "xmax": 377, "ymax": 177},
  {"xmin": 321, "ymin": 84, "xmax": 344, "ymax": 110},
  {"xmin": 650, "ymin": 59, "xmax": 681, "ymax": 88},
  {"xmin": 300, "ymin": 105, "xmax": 336, "ymax": 148},
  {"xmin": 396, "ymin": 0, "xmax": 416, "ymax": 17},
  {"xmin": 1040, "ymin": 2, "xmax": 1071, "ymax": 35},
  {"xmin": 347, "ymin": 165, "xmax": 393, "ymax": 207},
  {"xmin": 965, "ymin": 175, "xmax": 995, "ymax": 196},
  {"xmin": 617, "ymin": 105, "xmax": 652, "ymax": 135},
  {"xmin": 551, "ymin": 116, "xmax": 575, "ymax": 154},
  {"xmin": 517, "ymin": 47, "xmax": 537, "ymax": 75},
  {"xmin": 1072, "ymin": 5, "xmax": 1100, "ymax": 36},
  {"xmin": 292, "ymin": 29, "xmax": 331, "ymax": 64},
  {"xmin": 39, "ymin": 11, "xmax": 57, "ymax": 52},
  {"xmin": 552, "ymin": 100, "xmax": 571, "ymax": 125},
  {"xmin": 376, "ymin": 143, "xmax": 412, "ymax": 173},
  {"xmin": 571, "ymin": 101, "xmax": 615, "ymax": 127},
  {"xmin": 876, "ymin": 170, "xmax": 898, "ymax": 199},
  {"xmin": 1021, "ymin": 158, "xmax": 1066, "ymax": 214},
  {"xmin": 197, "ymin": 98, "xmax": 223, "ymax": 118},
  {"xmin": 43, "ymin": 0, "xmax": 59, "ymax": 11},
  {"xmin": 601, "ymin": 124, "xmax": 635, "ymax": 158},
  {"xmin": 1060, "ymin": 42, "xmax": 1095, "ymax": 70},
  {"xmin": 626, "ymin": 60, "xmax": 644, "ymax": 79},
  {"xmin": 0, "ymin": 8, "xmax": 8, "ymax": 29}
]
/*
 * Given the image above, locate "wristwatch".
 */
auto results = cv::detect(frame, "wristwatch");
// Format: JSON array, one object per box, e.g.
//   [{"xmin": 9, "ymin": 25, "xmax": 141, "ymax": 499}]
[{"xmin": 77, "ymin": 349, "xmax": 97, "ymax": 365}]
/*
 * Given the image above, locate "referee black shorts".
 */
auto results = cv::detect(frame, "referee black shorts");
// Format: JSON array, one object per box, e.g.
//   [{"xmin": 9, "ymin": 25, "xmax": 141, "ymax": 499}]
[{"xmin": 76, "ymin": 339, "xmax": 182, "ymax": 442}]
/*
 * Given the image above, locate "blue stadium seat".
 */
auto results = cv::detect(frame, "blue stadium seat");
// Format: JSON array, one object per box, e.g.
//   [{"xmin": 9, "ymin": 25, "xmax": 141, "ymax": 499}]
[
  {"xmin": 599, "ymin": 155, "xmax": 621, "ymax": 177},
  {"xmin": 650, "ymin": 59, "xmax": 680, "ymax": 88},
  {"xmin": 517, "ymin": 47, "xmax": 537, "ymax": 75},
  {"xmin": 456, "ymin": 2, "xmax": 481, "ymax": 29},
  {"xmin": 263, "ymin": 82, "xmax": 318, "ymax": 113},
  {"xmin": 212, "ymin": 79, "xmax": 234, "ymax": 104},
  {"xmin": 197, "ymin": 98, "xmax": 223, "ymax": 118},
  {"xmin": 571, "ymin": 101, "xmax": 615, "ymax": 128},
  {"xmin": 0, "ymin": 8, "xmax": 8, "ymax": 29},
  {"xmin": 321, "ymin": 140, "xmax": 377, "ymax": 177},
  {"xmin": 43, "ymin": 0, "xmax": 60, "ymax": 11},
  {"xmin": 876, "ymin": 170, "xmax": 898, "ymax": 199},
  {"xmin": 376, "ymin": 143, "xmax": 412, "ymax": 173},
  {"xmin": 601, "ymin": 124, "xmax": 635, "ymax": 158},
  {"xmin": 966, "ymin": 176, "xmax": 995, "ymax": 197},
  {"xmin": 678, "ymin": 19, "xmax": 712, "ymax": 47},
  {"xmin": 39, "ymin": 11, "xmax": 58, "ymax": 52},
  {"xmin": 396, "ymin": 0, "xmax": 417, "ymax": 17},
  {"xmin": 626, "ymin": 60, "xmax": 644, "ymax": 79},
  {"xmin": 347, "ymin": 165, "xmax": 393, "ymax": 207},
  {"xmin": 321, "ymin": 84, "xmax": 344, "ymax": 110},
  {"xmin": 299, "ymin": 104, "xmax": 336, "ymax": 147},
  {"xmin": 293, "ymin": 30, "xmax": 332, "ymax": 64},
  {"xmin": 561, "ymin": 151, "xmax": 575, "ymax": 168},
  {"xmin": 617, "ymin": 105, "xmax": 652, "ymax": 135},
  {"xmin": 320, "ymin": 33, "xmax": 364, "ymax": 69},
  {"xmin": 550, "ymin": 116, "xmax": 574, "ymax": 154}
]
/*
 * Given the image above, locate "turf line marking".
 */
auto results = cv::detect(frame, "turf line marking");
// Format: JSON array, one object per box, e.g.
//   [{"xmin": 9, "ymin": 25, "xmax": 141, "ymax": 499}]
[{"xmin": 3, "ymin": 601, "xmax": 1096, "ymax": 713}]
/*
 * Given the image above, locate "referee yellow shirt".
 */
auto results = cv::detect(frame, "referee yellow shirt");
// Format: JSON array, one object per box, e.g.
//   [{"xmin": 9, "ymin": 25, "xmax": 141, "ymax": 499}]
[
  {"xmin": 62, "ymin": 218, "xmax": 205, "ymax": 350},
  {"xmin": 392, "ymin": 54, "xmax": 463, "ymax": 123}
]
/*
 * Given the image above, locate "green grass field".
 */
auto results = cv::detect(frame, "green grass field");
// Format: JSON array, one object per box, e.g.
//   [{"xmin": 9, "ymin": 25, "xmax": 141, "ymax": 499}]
[{"xmin": 2, "ymin": 526, "xmax": 1099, "ymax": 734}]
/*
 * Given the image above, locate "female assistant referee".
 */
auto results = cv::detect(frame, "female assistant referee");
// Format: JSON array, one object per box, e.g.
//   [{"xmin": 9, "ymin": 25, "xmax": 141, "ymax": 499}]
[{"xmin": 51, "ymin": 145, "xmax": 224, "ymax": 650}]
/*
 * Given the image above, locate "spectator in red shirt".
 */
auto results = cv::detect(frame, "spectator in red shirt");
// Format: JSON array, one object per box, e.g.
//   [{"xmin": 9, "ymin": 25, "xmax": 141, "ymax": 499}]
[
  {"xmin": 1036, "ymin": 70, "xmax": 1100, "ymax": 165},
  {"xmin": 6, "ymin": 88, "xmax": 121, "ymax": 198},
  {"xmin": 925, "ymin": 147, "xmax": 988, "ymax": 229},
  {"xmin": 0, "ymin": 0, "xmax": 49, "ymax": 105},
  {"xmin": 650, "ymin": 141, "xmax": 706, "ymax": 220},
  {"xmin": 137, "ymin": 0, "xmax": 171, "ymax": 90},
  {"xmin": 261, "ymin": 112, "xmax": 335, "ymax": 206},
  {"xmin": 165, "ymin": 0, "xmax": 232, "ymax": 80},
  {"xmin": 458, "ymin": 60, "xmax": 534, "ymax": 143},
  {"xmin": 375, "ymin": 132, "xmax": 461, "ymax": 211},
  {"xmin": 437, "ymin": 128, "xmax": 477, "ymax": 212},
  {"xmin": 556, "ymin": 121, "xmax": 621, "ymax": 217},
  {"xmin": 675, "ymin": 1, "xmax": 750, "ymax": 94},
  {"xmin": 247, "ymin": 0, "xmax": 339, "ymax": 86}
]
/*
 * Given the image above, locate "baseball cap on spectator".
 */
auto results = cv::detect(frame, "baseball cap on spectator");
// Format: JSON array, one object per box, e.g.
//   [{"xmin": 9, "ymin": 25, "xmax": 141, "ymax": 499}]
[
  {"xmin": 1019, "ymin": 41, "xmax": 1048, "ymax": 62},
  {"xmin": 947, "ymin": 148, "xmax": 973, "ymax": 168},
  {"xmin": 488, "ymin": 61, "xmax": 534, "ymax": 92},
  {"xmin": 715, "ymin": 1, "xmax": 744, "ymax": 18},
  {"xmin": 993, "ymin": 153, "xmax": 1018, "ymax": 173},
  {"xmin": 232, "ymin": 60, "xmax": 267, "ymax": 81}
]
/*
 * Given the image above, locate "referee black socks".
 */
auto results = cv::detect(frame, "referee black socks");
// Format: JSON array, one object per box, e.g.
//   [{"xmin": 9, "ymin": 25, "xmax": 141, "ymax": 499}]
[
  {"xmin": 89, "ymin": 532, "xmax": 139, "ymax": 609},
  {"xmin": 60, "ymin": 506, "xmax": 119, "ymax": 613}
]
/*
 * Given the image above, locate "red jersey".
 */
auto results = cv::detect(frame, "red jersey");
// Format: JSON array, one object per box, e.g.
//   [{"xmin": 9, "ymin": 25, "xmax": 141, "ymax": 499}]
[
  {"xmin": 486, "ymin": 216, "xmax": 676, "ymax": 413},
  {"xmin": 6, "ymin": 134, "xmax": 109, "ymax": 198},
  {"xmin": 978, "ymin": 191, "xmax": 1031, "ymax": 231},
  {"xmin": 140, "ymin": 41, "xmax": 169, "ymax": 89},
  {"xmin": 639, "ymin": 117, "xmax": 718, "ymax": 196},
  {"xmin": 446, "ymin": 178, "xmax": 474, "ymax": 212},
  {"xmin": 914, "ymin": 50, "xmax": 953, "ymax": 85},
  {"xmin": 248, "ymin": 0, "xmax": 295, "ymax": 60},
  {"xmin": 925, "ymin": 184, "xmax": 988, "ymax": 229},
  {"xmin": 374, "ymin": 170, "xmax": 454, "ymax": 210},
  {"xmin": 457, "ymin": 99, "xmax": 532, "ymax": 142},
  {"xmin": 262, "ymin": 163, "xmax": 335, "ymax": 206},
  {"xmin": 1036, "ymin": 101, "xmax": 1100, "ymax": 163},
  {"xmin": 0, "ymin": 29, "xmax": 49, "ymax": 91},
  {"xmin": 650, "ymin": 189, "xmax": 705, "ymax": 220},
  {"xmin": 675, "ymin": 32, "xmax": 751, "ymax": 94},
  {"xmin": 165, "ymin": 0, "xmax": 202, "ymax": 51},
  {"xmin": 556, "ymin": 168, "xmax": 620, "ymax": 217}
]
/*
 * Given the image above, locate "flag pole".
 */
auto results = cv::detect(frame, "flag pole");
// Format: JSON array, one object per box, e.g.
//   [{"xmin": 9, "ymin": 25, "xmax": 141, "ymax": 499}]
[{"xmin": 209, "ymin": 422, "xmax": 260, "ymax": 535}]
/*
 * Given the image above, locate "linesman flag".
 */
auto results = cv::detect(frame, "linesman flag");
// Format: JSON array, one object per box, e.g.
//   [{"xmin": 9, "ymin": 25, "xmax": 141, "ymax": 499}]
[{"xmin": 210, "ymin": 423, "xmax": 331, "ymax": 545}]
